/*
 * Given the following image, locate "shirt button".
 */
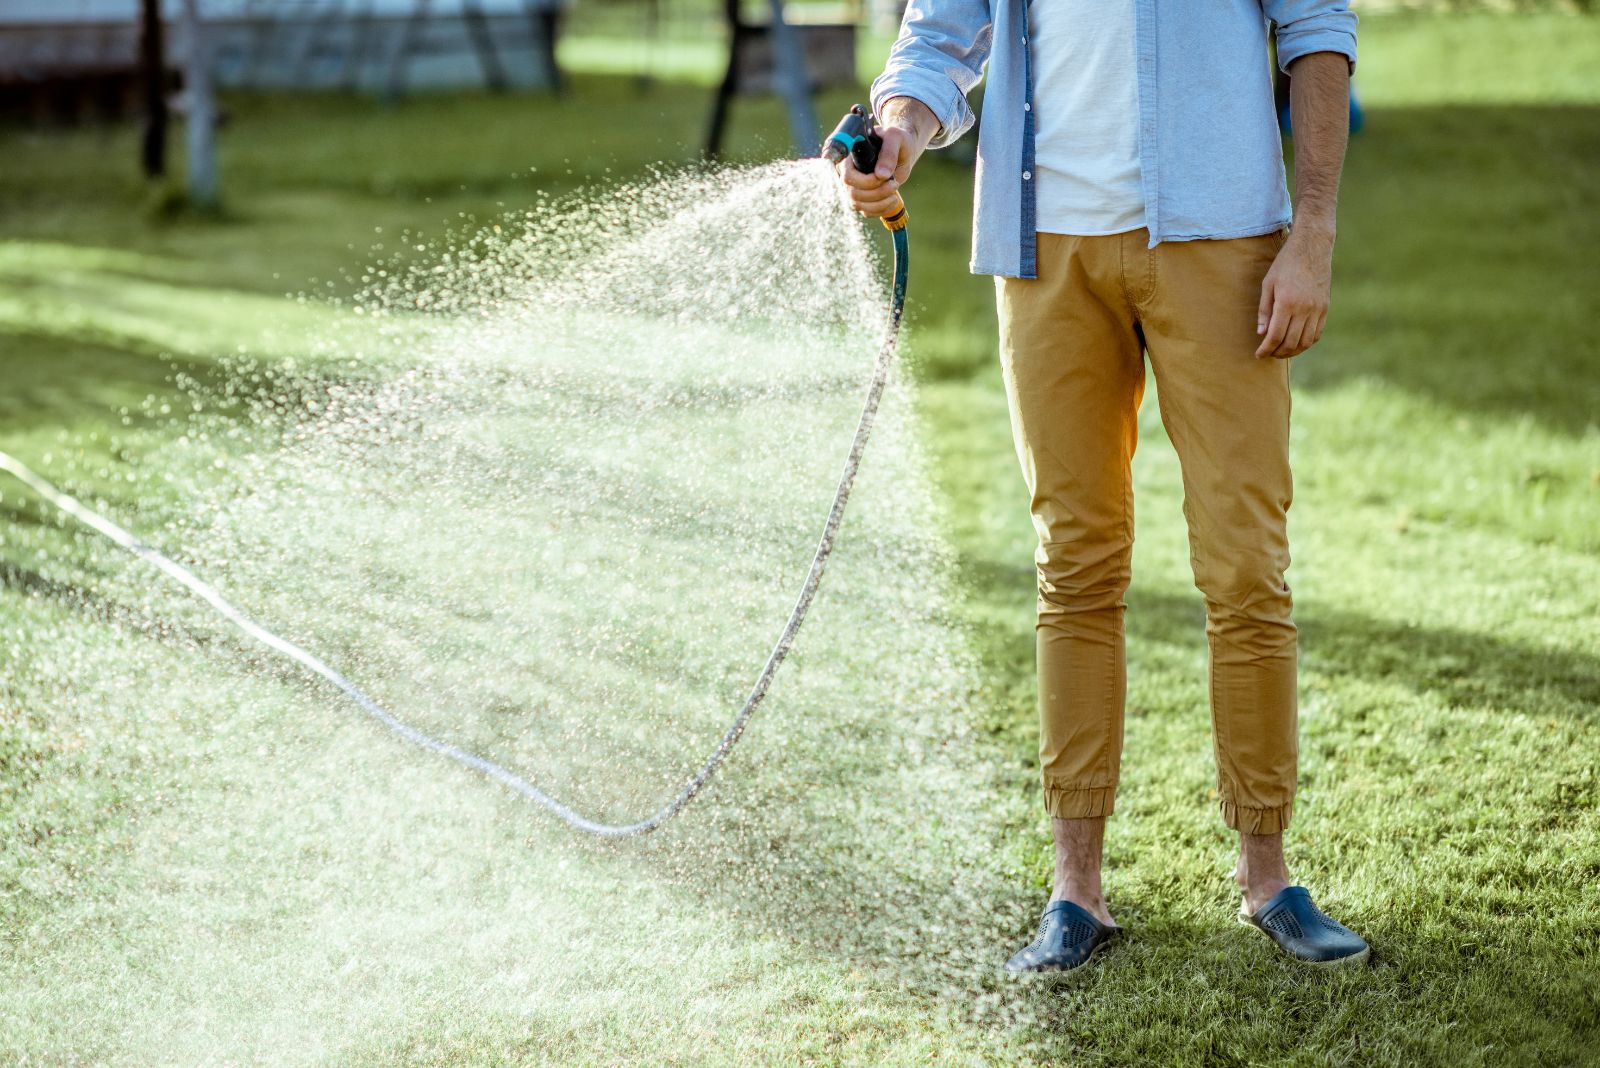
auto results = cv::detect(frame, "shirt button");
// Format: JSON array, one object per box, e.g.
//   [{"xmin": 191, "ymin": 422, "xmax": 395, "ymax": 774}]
[
  {"xmin": 1022, "ymin": 170, "xmax": 1032, "ymax": 180},
  {"xmin": 1023, "ymin": 102, "xmax": 1032, "ymax": 112}
]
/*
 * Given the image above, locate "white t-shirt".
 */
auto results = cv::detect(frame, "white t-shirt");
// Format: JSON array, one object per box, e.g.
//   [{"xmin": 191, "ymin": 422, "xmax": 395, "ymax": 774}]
[{"xmin": 1028, "ymin": 0, "xmax": 1146, "ymax": 236}]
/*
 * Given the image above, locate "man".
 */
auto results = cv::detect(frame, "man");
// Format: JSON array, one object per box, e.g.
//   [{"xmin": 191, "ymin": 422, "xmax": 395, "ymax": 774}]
[{"xmin": 839, "ymin": 0, "xmax": 1369, "ymax": 970}]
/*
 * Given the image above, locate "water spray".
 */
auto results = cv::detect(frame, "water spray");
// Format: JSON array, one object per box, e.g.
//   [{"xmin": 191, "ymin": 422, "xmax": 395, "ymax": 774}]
[{"xmin": 0, "ymin": 109, "xmax": 908, "ymax": 838}]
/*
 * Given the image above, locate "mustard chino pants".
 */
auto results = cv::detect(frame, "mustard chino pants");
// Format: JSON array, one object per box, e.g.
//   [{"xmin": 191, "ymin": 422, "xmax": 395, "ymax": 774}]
[{"xmin": 997, "ymin": 228, "xmax": 1297, "ymax": 835}]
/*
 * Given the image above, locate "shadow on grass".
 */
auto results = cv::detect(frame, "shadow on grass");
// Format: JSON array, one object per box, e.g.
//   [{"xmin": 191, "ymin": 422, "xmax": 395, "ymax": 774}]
[
  {"xmin": 1138, "ymin": 585, "xmax": 1600, "ymax": 720},
  {"xmin": 1293, "ymin": 105, "xmax": 1600, "ymax": 434},
  {"xmin": 0, "ymin": 332, "xmax": 210, "ymax": 434},
  {"xmin": 959, "ymin": 556, "xmax": 1600, "ymax": 721},
  {"xmin": 0, "ymin": 560, "xmax": 329, "ymax": 706},
  {"xmin": 989, "ymin": 908, "xmax": 1598, "ymax": 1064}
]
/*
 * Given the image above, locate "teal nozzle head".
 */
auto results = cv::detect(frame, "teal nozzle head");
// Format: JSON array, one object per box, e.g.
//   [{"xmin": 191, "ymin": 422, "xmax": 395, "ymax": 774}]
[{"xmin": 822, "ymin": 104, "xmax": 882, "ymax": 174}]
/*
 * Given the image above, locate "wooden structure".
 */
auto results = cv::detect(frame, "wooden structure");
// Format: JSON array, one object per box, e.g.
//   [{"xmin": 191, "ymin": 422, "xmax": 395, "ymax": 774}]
[{"xmin": 704, "ymin": 0, "xmax": 859, "ymax": 159}]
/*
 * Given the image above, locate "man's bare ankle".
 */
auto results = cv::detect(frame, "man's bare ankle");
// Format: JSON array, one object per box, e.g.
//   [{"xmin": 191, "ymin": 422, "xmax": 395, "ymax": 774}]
[
  {"xmin": 1048, "ymin": 882, "xmax": 1115, "ymax": 926},
  {"xmin": 1048, "ymin": 816, "xmax": 1113, "ymax": 924},
  {"xmin": 1237, "ymin": 832, "xmax": 1294, "ymax": 914},
  {"xmin": 1241, "ymin": 874, "xmax": 1290, "ymax": 914}
]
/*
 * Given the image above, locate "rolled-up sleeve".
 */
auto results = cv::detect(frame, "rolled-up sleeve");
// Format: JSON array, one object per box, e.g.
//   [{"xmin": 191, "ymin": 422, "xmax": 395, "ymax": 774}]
[
  {"xmin": 1265, "ymin": 0, "xmax": 1358, "ymax": 74},
  {"xmin": 869, "ymin": 0, "xmax": 993, "ymax": 149}
]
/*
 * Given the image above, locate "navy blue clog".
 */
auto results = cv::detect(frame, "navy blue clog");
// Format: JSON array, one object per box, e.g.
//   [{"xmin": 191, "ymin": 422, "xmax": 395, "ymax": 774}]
[
  {"xmin": 1240, "ymin": 885, "xmax": 1370, "ymax": 966},
  {"xmin": 1004, "ymin": 899, "xmax": 1120, "ymax": 974}
]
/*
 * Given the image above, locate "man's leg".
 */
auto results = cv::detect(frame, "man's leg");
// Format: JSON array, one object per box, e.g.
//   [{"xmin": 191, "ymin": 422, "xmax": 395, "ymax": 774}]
[
  {"xmin": 1134, "ymin": 229, "xmax": 1300, "ymax": 906},
  {"xmin": 997, "ymin": 232, "xmax": 1144, "ymax": 928},
  {"xmin": 1138, "ymin": 231, "xmax": 1369, "ymax": 965},
  {"xmin": 1052, "ymin": 815, "xmax": 1109, "ymax": 919}
]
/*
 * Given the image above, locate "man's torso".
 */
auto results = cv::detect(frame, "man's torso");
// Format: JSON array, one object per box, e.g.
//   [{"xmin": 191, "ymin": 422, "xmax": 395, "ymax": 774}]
[
  {"xmin": 1028, "ymin": 0, "xmax": 1144, "ymax": 236},
  {"xmin": 871, "ymin": 0, "xmax": 1356, "ymax": 275}
]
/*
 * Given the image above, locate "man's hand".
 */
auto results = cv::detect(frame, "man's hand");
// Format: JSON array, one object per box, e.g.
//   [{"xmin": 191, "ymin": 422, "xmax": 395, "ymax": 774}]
[
  {"xmin": 1256, "ymin": 50, "xmax": 1351, "ymax": 359},
  {"xmin": 1256, "ymin": 226, "xmax": 1333, "ymax": 359},
  {"xmin": 837, "ymin": 96, "xmax": 939, "ymax": 217}
]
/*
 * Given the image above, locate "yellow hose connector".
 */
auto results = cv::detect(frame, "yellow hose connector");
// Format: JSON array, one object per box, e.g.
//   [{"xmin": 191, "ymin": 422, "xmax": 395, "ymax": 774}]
[{"xmin": 881, "ymin": 202, "xmax": 909, "ymax": 232}]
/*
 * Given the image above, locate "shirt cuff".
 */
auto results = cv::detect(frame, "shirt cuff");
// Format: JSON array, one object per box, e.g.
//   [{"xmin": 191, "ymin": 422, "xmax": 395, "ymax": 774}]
[
  {"xmin": 870, "ymin": 66, "xmax": 975, "ymax": 149},
  {"xmin": 1276, "ymin": 30, "xmax": 1358, "ymax": 76}
]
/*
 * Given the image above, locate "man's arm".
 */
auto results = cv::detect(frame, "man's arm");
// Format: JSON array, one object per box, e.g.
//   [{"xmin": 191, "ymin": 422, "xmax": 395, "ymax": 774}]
[
  {"xmin": 839, "ymin": 0, "xmax": 992, "ymax": 217},
  {"xmin": 869, "ymin": 0, "xmax": 993, "ymax": 149},
  {"xmin": 1256, "ymin": 51, "xmax": 1351, "ymax": 359}
]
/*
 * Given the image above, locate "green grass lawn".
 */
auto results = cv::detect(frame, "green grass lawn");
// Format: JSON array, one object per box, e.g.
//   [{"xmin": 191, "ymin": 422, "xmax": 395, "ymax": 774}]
[{"xmin": 3, "ymin": 13, "xmax": 1599, "ymax": 1066}]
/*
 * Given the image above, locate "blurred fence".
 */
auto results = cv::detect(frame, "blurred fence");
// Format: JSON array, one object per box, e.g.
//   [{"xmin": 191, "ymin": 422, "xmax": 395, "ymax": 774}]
[{"xmin": 0, "ymin": 0, "xmax": 562, "ymax": 121}]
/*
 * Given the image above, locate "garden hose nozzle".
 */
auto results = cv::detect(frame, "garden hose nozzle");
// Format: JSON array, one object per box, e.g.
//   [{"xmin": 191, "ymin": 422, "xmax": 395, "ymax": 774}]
[{"xmin": 823, "ymin": 105, "xmax": 908, "ymax": 232}]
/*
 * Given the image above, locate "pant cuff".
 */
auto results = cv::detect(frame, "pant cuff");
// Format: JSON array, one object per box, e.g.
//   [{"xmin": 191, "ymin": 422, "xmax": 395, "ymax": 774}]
[
  {"xmin": 1043, "ymin": 785, "xmax": 1116, "ymax": 820},
  {"xmin": 1219, "ymin": 799, "xmax": 1294, "ymax": 835}
]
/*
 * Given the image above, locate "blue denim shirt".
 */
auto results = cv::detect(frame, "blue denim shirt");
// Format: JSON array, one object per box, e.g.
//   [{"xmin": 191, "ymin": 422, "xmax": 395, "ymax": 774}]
[{"xmin": 869, "ymin": 0, "xmax": 1357, "ymax": 277}]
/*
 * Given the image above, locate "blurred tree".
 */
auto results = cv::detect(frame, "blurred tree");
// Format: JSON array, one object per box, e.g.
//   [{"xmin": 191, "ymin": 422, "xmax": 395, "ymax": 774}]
[{"xmin": 139, "ymin": 0, "xmax": 167, "ymax": 177}]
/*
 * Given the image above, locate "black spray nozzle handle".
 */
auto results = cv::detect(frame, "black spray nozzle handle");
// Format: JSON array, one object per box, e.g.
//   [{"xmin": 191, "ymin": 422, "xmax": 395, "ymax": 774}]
[{"xmin": 822, "ymin": 104, "xmax": 883, "ymax": 175}]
